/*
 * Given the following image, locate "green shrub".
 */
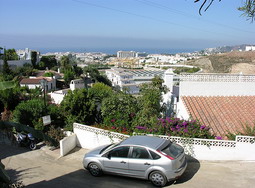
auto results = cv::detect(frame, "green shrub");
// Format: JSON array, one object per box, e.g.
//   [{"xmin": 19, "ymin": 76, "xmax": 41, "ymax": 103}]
[
  {"xmin": 226, "ymin": 123, "xmax": 255, "ymax": 140},
  {"xmin": 43, "ymin": 72, "xmax": 54, "ymax": 77},
  {"xmin": 46, "ymin": 126, "xmax": 65, "ymax": 147},
  {"xmin": 133, "ymin": 117, "xmax": 215, "ymax": 139}
]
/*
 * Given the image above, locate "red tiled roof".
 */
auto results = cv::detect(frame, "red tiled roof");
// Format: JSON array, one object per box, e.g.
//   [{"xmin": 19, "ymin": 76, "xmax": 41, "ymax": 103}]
[
  {"xmin": 20, "ymin": 78, "xmax": 42, "ymax": 84},
  {"xmin": 181, "ymin": 96, "xmax": 255, "ymax": 138},
  {"xmin": 20, "ymin": 77, "xmax": 52, "ymax": 84}
]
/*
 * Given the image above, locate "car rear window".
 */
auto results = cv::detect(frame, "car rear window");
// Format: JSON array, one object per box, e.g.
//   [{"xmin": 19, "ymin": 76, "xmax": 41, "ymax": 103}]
[
  {"xmin": 161, "ymin": 143, "xmax": 184, "ymax": 159},
  {"xmin": 149, "ymin": 150, "xmax": 161, "ymax": 160}
]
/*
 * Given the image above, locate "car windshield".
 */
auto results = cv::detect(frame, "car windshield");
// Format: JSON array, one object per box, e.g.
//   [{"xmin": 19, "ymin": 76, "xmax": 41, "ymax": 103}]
[
  {"xmin": 99, "ymin": 143, "xmax": 119, "ymax": 154},
  {"xmin": 161, "ymin": 143, "xmax": 184, "ymax": 159}
]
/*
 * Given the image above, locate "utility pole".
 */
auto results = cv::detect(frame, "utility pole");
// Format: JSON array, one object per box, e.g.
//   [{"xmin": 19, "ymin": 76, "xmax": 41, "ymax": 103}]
[{"xmin": 40, "ymin": 79, "xmax": 47, "ymax": 109}]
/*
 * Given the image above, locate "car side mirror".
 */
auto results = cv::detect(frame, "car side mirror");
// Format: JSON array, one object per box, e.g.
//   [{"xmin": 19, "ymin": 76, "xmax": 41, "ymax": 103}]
[{"xmin": 103, "ymin": 152, "xmax": 111, "ymax": 159}]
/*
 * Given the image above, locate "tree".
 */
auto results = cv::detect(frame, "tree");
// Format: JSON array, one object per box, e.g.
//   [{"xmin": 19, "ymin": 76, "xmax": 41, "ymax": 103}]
[
  {"xmin": 60, "ymin": 89, "xmax": 96, "ymax": 129},
  {"xmin": 4, "ymin": 48, "xmax": 18, "ymax": 60},
  {"xmin": 63, "ymin": 69, "xmax": 75, "ymax": 86},
  {"xmin": 11, "ymin": 98, "xmax": 63, "ymax": 130},
  {"xmin": 238, "ymin": 0, "xmax": 255, "ymax": 21},
  {"xmin": 0, "ymin": 86, "xmax": 20, "ymax": 112},
  {"xmin": 40, "ymin": 55, "xmax": 57, "ymax": 69},
  {"xmin": 12, "ymin": 99, "xmax": 46, "ymax": 128},
  {"xmin": 194, "ymin": 0, "xmax": 255, "ymax": 21},
  {"xmin": 0, "ymin": 47, "xmax": 3, "ymax": 59},
  {"xmin": 2, "ymin": 57, "xmax": 11, "ymax": 77},
  {"xmin": 83, "ymin": 66, "xmax": 112, "ymax": 86},
  {"xmin": 88, "ymin": 82, "xmax": 113, "ymax": 101},
  {"xmin": 132, "ymin": 82, "xmax": 163, "ymax": 128},
  {"xmin": 151, "ymin": 76, "xmax": 168, "ymax": 94},
  {"xmin": 73, "ymin": 65, "xmax": 83, "ymax": 77},
  {"xmin": 31, "ymin": 51, "xmax": 37, "ymax": 68},
  {"xmin": 60, "ymin": 55, "xmax": 71, "ymax": 71},
  {"xmin": 13, "ymin": 63, "xmax": 35, "ymax": 77},
  {"xmin": 101, "ymin": 92, "xmax": 138, "ymax": 130},
  {"xmin": 88, "ymin": 83, "xmax": 114, "ymax": 123}
]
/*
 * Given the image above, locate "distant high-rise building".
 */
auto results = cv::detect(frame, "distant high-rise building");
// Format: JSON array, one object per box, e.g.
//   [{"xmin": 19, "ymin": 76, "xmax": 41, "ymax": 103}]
[
  {"xmin": 117, "ymin": 51, "xmax": 136, "ymax": 58},
  {"xmin": 136, "ymin": 52, "xmax": 148, "ymax": 57}
]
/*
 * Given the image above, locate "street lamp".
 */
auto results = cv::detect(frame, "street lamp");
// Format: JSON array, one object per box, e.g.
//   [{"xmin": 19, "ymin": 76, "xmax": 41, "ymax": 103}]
[{"xmin": 40, "ymin": 79, "xmax": 47, "ymax": 109}]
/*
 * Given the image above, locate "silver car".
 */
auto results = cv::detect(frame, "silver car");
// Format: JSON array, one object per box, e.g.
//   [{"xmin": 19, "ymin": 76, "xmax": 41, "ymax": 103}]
[{"xmin": 83, "ymin": 136, "xmax": 187, "ymax": 187}]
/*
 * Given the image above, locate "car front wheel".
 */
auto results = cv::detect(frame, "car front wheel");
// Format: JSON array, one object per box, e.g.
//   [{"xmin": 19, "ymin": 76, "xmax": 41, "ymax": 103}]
[
  {"xmin": 88, "ymin": 162, "xmax": 102, "ymax": 177},
  {"xmin": 149, "ymin": 171, "xmax": 167, "ymax": 187}
]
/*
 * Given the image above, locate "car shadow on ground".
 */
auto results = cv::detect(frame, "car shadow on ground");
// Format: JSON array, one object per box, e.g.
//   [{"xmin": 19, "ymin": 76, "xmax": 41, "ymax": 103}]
[
  {"xmin": 26, "ymin": 155, "xmax": 200, "ymax": 188},
  {"xmin": 27, "ymin": 169, "xmax": 155, "ymax": 188},
  {"xmin": 167, "ymin": 155, "xmax": 200, "ymax": 186}
]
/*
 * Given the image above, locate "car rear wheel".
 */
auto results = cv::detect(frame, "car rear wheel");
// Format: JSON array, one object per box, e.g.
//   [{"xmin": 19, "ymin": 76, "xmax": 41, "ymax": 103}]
[
  {"xmin": 88, "ymin": 162, "xmax": 102, "ymax": 177},
  {"xmin": 149, "ymin": 171, "xmax": 167, "ymax": 187}
]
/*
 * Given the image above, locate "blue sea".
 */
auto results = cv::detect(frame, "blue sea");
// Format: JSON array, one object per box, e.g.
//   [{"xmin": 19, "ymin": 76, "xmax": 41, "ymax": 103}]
[{"xmin": 38, "ymin": 47, "xmax": 201, "ymax": 55}]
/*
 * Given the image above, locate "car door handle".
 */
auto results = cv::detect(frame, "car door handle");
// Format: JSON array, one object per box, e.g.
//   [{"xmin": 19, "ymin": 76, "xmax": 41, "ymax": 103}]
[
  {"xmin": 120, "ymin": 161, "xmax": 126, "ymax": 164},
  {"xmin": 144, "ymin": 162, "xmax": 150, "ymax": 165}
]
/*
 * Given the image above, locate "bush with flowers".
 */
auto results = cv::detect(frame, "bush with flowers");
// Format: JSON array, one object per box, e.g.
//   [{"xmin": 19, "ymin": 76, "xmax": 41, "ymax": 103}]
[
  {"xmin": 95, "ymin": 117, "xmax": 216, "ymax": 139},
  {"xmin": 133, "ymin": 117, "xmax": 215, "ymax": 139}
]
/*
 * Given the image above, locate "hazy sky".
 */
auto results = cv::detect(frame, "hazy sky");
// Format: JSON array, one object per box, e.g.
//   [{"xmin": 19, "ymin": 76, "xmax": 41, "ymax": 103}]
[{"xmin": 1, "ymin": 0, "xmax": 255, "ymax": 52}]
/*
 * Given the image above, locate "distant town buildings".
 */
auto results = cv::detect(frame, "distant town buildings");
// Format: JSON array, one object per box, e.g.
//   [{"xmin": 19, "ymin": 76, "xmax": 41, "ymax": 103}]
[
  {"xmin": 117, "ymin": 51, "xmax": 148, "ymax": 58},
  {"xmin": 117, "ymin": 51, "xmax": 136, "ymax": 58},
  {"xmin": 0, "ymin": 48, "xmax": 40, "ymax": 68},
  {"xmin": 105, "ymin": 68, "xmax": 139, "ymax": 94},
  {"xmin": 16, "ymin": 48, "xmax": 40, "ymax": 61},
  {"xmin": 245, "ymin": 45, "xmax": 255, "ymax": 51},
  {"xmin": 105, "ymin": 67, "xmax": 166, "ymax": 94}
]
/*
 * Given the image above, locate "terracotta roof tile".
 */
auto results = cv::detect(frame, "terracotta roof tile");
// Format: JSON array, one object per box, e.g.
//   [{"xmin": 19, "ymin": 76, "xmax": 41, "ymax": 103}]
[
  {"xmin": 20, "ymin": 78, "xmax": 42, "ymax": 84},
  {"xmin": 20, "ymin": 77, "xmax": 53, "ymax": 85},
  {"xmin": 182, "ymin": 96, "xmax": 255, "ymax": 138}
]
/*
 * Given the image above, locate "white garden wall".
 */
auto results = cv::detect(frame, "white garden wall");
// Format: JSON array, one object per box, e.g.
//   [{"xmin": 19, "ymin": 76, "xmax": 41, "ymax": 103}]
[
  {"xmin": 60, "ymin": 133, "xmax": 77, "ymax": 157},
  {"xmin": 158, "ymin": 135, "xmax": 255, "ymax": 161},
  {"xmin": 73, "ymin": 123, "xmax": 129, "ymax": 149},
  {"xmin": 73, "ymin": 123, "xmax": 255, "ymax": 161}
]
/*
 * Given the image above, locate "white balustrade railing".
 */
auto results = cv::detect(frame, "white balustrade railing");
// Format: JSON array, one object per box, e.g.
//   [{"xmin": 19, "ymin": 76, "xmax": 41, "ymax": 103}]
[
  {"xmin": 180, "ymin": 73, "xmax": 255, "ymax": 82},
  {"xmin": 72, "ymin": 123, "xmax": 255, "ymax": 160}
]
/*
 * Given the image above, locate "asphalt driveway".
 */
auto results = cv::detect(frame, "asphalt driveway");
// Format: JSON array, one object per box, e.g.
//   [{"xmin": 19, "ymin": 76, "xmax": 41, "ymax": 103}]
[{"xmin": 1, "ymin": 142, "xmax": 255, "ymax": 188}]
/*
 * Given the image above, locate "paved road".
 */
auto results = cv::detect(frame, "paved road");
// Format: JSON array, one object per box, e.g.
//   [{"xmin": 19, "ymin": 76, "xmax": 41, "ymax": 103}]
[{"xmin": 1, "ymin": 142, "xmax": 255, "ymax": 188}]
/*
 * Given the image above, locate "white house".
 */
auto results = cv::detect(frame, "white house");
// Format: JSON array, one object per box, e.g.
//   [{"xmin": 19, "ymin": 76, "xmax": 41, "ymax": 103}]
[
  {"xmin": 105, "ymin": 68, "xmax": 139, "ymax": 94},
  {"xmin": 50, "ymin": 89, "xmax": 70, "ymax": 105},
  {"xmin": 105, "ymin": 67, "xmax": 166, "ymax": 94},
  {"xmin": 174, "ymin": 73, "xmax": 255, "ymax": 138},
  {"xmin": 245, "ymin": 45, "xmax": 255, "ymax": 51},
  {"xmin": 50, "ymin": 79, "xmax": 86, "ymax": 105},
  {"xmin": 20, "ymin": 77, "xmax": 56, "ymax": 91},
  {"xmin": 70, "ymin": 79, "xmax": 85, "ymax": 91}
]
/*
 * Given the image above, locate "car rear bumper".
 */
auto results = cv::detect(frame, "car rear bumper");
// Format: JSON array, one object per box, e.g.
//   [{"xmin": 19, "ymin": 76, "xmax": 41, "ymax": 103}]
[{"xmin": 166, "ymin": 158, "xmax": 187, "ymax": 181}]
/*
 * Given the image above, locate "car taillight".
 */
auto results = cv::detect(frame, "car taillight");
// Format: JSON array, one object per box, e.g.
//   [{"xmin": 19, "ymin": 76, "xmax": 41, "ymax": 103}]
[{"xmin": 157, "ymin": 150, "xmax": 174, "ymax": 160}]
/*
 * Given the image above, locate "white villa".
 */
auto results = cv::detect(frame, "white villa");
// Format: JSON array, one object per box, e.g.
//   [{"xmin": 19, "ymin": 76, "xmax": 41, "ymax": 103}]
[
  {"xmin": 105, "ymin": 68, "xmax": 139, "ymax": 94},
  {"xmin": 163, "ymin": 73, "xmax": 255, "ymax": 138},
  {"xmin": 20, "ymin": 76, "xmax": 56, "ymax": 91},
  {"xmin": 50, "ymin": 79, "xmax": 85, "ymax": 104},
  {"xmin": 105, "ymin": 68, "xmax": 165, "ymax": 94}
]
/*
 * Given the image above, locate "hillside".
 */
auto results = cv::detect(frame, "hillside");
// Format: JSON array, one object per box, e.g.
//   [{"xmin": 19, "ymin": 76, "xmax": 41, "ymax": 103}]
[{"xmin": 185, "ymin": 51, "xmax": 255, "ymax": 74}]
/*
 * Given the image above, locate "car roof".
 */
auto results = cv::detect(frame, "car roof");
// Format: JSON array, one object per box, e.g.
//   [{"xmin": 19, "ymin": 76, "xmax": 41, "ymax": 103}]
[{"xmin": 119, "ymin": 136, "xmax": 170, "ymax": 150}]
